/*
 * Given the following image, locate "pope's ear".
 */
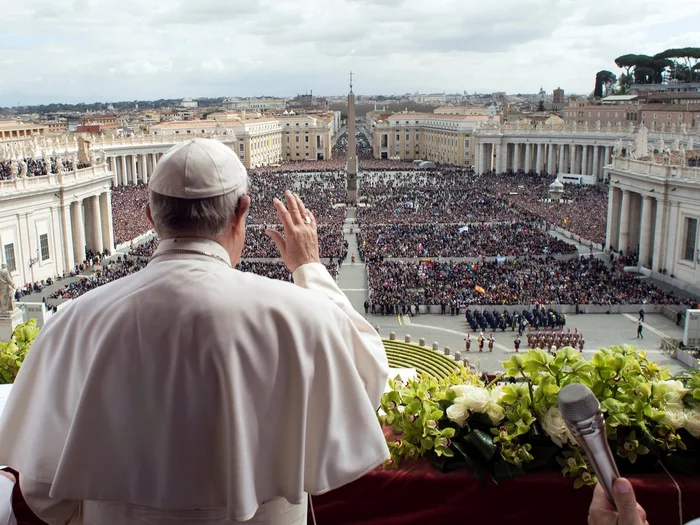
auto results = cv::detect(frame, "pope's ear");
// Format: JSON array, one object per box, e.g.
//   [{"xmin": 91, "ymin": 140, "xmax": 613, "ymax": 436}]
[
  {"xmin": 233, "ymin": 195, "xmax": 251, "ymax": 231},
  {"xmin": 145, "ymin": 203, "xmax": 155, "ymax": 229}
]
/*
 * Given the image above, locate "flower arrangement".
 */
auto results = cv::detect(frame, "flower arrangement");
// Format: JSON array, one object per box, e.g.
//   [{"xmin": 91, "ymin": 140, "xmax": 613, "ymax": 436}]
[
  {"xmin": 380, "ymin": 345, "xmax": 700, "ymax": 487},
  {"xmin": 0, "ymin": 320, "xmax": 40, "ymax": 384}
]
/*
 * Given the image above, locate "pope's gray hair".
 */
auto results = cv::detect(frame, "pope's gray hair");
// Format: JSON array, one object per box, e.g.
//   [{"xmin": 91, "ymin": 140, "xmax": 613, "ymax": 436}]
[{"xmin": 149, "ymin": 183, "xmax": 248, "ymax": 237}]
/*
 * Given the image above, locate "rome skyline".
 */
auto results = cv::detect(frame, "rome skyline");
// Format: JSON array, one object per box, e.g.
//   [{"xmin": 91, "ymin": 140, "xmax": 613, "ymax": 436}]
[{"xmin": 1, "ymin": 0, "xmax": 698, "ymax": 107}]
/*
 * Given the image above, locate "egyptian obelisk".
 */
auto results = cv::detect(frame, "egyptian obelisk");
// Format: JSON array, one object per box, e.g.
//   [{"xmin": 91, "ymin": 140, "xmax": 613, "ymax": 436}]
[{"xmin": 346, "ymin": 72, "xmax": 358, "ymax": 204}]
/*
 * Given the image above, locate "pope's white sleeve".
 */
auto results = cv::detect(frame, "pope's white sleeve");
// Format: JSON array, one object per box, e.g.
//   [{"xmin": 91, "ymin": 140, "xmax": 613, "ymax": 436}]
[
  {"xmin": 16, "ymin": 477, "xmax": 79, "ymax": 525},
  {"xmin": 293, "ymin": 262, "xmax": 388, "ymax": 408},
  {"xmin": 0, "ymin": 475, "xmax": 16, "ymax": 525}
]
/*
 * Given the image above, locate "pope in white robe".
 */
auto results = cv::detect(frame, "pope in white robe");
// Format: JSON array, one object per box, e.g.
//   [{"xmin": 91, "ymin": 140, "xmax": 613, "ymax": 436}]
[{"xmin": 0, "ymin": 139, "xmax": 390, "ymax": 525}]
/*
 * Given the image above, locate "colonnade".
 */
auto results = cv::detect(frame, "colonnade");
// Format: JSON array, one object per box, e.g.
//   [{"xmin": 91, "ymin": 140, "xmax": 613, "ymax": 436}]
[
  {"xmin": 476, "ymin": 142, "xmax": 613, "ymax": 180},
  {"xmin": 106, "ymin": 152, "xmax": 163, "ymax": 187},
  {"xmin": 63, "ymin": 191, "xmax": 115, "ymax": 269},
  {"xmin": 606, "ymin": 186, "xmax": 664, "ymax": 270}
]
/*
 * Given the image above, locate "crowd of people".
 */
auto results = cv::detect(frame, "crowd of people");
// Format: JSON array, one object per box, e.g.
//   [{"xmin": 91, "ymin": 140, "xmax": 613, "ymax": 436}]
[
  {"xmin": 16, "ymin": 158, "xmax": 687, "ymax": 310},
  {"xmin": 111, "ymin": 184, "xmax": 152, "ymax": 245},
  {"xmin": 0, "ymin": 156, "xmax": 86, "ymax": 180},
  {"xmin": 357, "ymin": 222, "xmax": 577, "ymax": 260},
  {"xmin": 366, "ymin": 256, "xmax": 695, "ymax": 312},
  {"xmin": 244, "ymin": 225, "xmax": 348, "ymax": 260},
  {"xmin": 487, "ymin": 171, "xmax": 608, "ymax": 245},
  {"xmin": 357, "ymin": 171, "xmax": 522, "ymax": 225}
]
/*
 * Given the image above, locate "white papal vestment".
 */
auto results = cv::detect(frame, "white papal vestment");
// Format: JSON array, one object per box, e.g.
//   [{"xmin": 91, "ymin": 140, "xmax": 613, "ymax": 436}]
[{"xmin": 0, "ymin": 238, "xmax": 390, "ymax": 524}]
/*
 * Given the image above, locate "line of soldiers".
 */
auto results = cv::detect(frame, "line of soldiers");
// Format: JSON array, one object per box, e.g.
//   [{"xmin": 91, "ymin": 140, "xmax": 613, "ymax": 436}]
[
  {"xmin": 464, "ymin": 332, "xmax": 495, "ymax": 352},
  {"xmin": 526, "ymin": 327, "xmax": 584, "ymax": 352}
]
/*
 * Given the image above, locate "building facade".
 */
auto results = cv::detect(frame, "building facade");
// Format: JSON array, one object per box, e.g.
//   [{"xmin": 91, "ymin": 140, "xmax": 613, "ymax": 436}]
[
  {"xmin": 472, "ymin": 120, "xmax": 700, "ymax": 182},
  {"xmin": 371, "ymin": 113, "xmax": 490, "ymax": 165},
  {"xmin": 605, "ymin": 157, "xmax": 700, "ymax": 294},
  {"xmin": 0, "ymin": 164, "xmax": 115, "ymax": 287},
  {"xmin": 0, "ymin": 122, "xmax": 48, "ymax": 140}
]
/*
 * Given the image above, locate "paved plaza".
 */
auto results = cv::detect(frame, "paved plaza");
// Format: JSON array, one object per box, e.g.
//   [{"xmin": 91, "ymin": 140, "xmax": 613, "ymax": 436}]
[{"xmin": 338, "ymin": 208, "xmax": 690, "ymax": 375}]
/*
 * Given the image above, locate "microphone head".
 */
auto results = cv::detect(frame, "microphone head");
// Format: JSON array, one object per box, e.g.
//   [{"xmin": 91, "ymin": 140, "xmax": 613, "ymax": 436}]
[{"xmin": 558, "ymin": 383, "xmax": 600, "ymax": 421}]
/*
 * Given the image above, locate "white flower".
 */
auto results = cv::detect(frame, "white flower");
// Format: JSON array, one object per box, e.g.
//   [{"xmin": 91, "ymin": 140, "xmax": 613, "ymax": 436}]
[
  {"xmin": 660, "ymin": 403, "xmax": 687, "ymax": 430},
  {"xmin": 683, "ymin": 408, "xmax": 700, "ymax": 438},
  {"xmin": 453, "ymin": 385, "xmax": 491, "ymax": 413},
  {"xmin": 653, "ymin": 380, "xmax": 688, "ymax": 405},
  {"xmin": 446, "ymin": 403, "xmax": 469, "ymax": 427},
  {"xmin": 485, "ymin": 401, "xmax": 505, "ymax": 425},
  {"xmin": 490, "ymin": 386, "xmax": 505, "ymax": 404},
  {"xmin": 541, "ymin": 407, "xmax": 575, "ymax": 448}
]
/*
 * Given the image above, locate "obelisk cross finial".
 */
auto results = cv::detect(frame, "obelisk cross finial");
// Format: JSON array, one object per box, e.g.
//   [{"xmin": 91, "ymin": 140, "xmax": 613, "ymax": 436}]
[{"xmin": 349, "ymin": 71, "xmax": 353, "ymax": 91}]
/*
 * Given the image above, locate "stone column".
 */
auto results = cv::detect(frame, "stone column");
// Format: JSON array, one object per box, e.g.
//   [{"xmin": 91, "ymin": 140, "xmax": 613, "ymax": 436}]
[
  {"xmin": 665, "ymin": 201, "xmax": 680, "ymax": 273},
  {"xmin": 604, "ymin": 146, "xmax": 612, "ymax": 167},
  {"xmin": 558, "ymin": 144, "xmax": 564, "ymax": 175},
  {"xmin": 476, "ymin": 142, "xmax": 486, "ymax": 175},
  {"xmin": 61, "ymin": 204, "xmax": 75, "ymax": 271},
  {"xmin": 89, "ymin": 195, "xmax": 103, "ymax": 253},
  {"xmin": 581, "ymin": 145, "xmax": 588, "ymax": 176},
  {"xmin": 547, "ymin": 144, "xmax": 555, "ymax": 175},
  {"xmin": 639, "ymin": 195, "xmax": 653, "ymax": 268},
  {"xmin": 618, "ymin": 190, "xmax": 631, "ymax": 253},
  {"xmin": 592, "ymin": 146, "xmax": 600, "ymax": 181},
  {"xmin": 652, "ymin": 197, "xmax": 666, "ymax": 271},
  {"xmin": 100, "ymin": 192, "xmax": 115, "ymax": 254},
  {"xmin": 71, "ymin": 200, "xmax": 86, "ymax": 264},
  {"xmin": 494, "ymin": 143, "xmax": 503, "ymax": 173},
  {"xmin": 535, "ymin": 143, "xmax": 543, "ymax": 173},
  {"xmin": 140, "ymin": 154, "xmax": 149, "ymax": 184},
  {"xmin": 130, "ymin": 155, "xmax": 138, "ymax": 185},
  {"xmin": 120, "ymin": 155, "xmax": 128, "ymax": 186},
  {"xmin": 513, "ymin": 143, "xmax": 520, "ymax": 172},
  {"xmin": 605, "ymin": 187, "xmax": 617, "ymax": 251},
  {"xmin": 524, "ymin": 143, "xmax": 532, "ymax": 173}
]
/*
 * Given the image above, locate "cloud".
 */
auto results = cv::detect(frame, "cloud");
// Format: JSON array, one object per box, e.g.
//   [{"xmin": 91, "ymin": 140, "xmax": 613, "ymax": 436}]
[{"xmin": 0, "ymin": 0, "xmax": 696, "ymax": 106}]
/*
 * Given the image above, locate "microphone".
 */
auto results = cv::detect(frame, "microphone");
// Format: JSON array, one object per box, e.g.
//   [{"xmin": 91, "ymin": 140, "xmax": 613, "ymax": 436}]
[{"xmin": 558, "ymin": 383, "xmax": 620, "ymax": 506}]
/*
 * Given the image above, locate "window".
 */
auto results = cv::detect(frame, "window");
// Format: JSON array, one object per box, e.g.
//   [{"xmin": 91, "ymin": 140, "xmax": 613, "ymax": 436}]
[
  {"xmin": 4, "ymin": 244, "xmax": 15, "ymax": 272},
  {"xmin": 415, "ymin": 133, "xmax": 419, "ymax": 140},
  {"xmin": 239, "ymin": 143, "xmax": 244, "ymax": 152},
  {"xmin": 396, "ymin": 134, "xmax": 400, "ymax": 141},
  {"xmin": 40, "ymin": 234, "xmax": 49, "ymax": 261},
  {"xmin": 305, "ymin": 136, "xmax": 309, "ymax": 143},
  {"xmin": 684, "ymin": 218, "xmax": 697, "ymax": 261},
  {"xmin": 295, "ymin": 136, "xmax": 299, "ymax": 143},
  {"xmin": 405, "ymin": 133, "xmax": 409, "ymax": 141},
  {"xmin": 668, "ymin": 114, "xmax": 672, "ymax": 120}
]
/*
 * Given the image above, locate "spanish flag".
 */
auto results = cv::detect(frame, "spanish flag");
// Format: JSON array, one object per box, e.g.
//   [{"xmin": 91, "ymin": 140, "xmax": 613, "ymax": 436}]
[{"xmin": 475, "ymin": 285, "xmax": 486, "ymax": 295}]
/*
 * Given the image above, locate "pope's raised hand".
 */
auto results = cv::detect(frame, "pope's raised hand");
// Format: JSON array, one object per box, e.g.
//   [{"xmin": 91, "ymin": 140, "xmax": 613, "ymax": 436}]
[{"xmin": 265, "ymin": 191, "xmax": 320, "ymax": 273}]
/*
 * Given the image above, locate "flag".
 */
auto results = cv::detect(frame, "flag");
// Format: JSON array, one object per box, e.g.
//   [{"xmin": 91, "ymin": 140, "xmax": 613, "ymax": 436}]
[
  {"xmin": 458, "ymin": 226, "xmax": 469, "ymax": 233},
  {"xmin": 475, "ymin": 285, "xmax": 486, "ymax": 295},
  {"xmin": 564, "ymin": 218, "xmax": 568, "ymax": 225}
]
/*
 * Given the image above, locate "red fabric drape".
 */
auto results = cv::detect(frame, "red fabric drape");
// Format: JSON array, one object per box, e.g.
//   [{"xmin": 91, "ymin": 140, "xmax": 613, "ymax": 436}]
[{"xmin": 309, "ymin": 460, "xmax": 700, "ymax": 525}]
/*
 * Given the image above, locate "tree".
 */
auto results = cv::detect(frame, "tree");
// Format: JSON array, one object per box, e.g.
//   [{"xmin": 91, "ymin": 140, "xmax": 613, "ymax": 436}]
[
  {"xmin": 537, "ymin": 100, "xmax": 545, "ymax": 111},
  {"xmin": 655, "ymin": 47, "xmax": 700, "ymax": 82},
  {"xmin": 594, "ymin": 70, "xmax": 617, "ymax": 98}
]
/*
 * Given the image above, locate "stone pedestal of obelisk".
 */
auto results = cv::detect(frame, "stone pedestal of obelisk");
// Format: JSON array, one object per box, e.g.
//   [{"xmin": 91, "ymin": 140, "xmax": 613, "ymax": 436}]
[
  {"xmin": 346, "ymin": 73, "xmax": 358, "ymax": 204},
  {"xmin": 0, "ymin": 309, "xmax": 23, "ymax": 342}
]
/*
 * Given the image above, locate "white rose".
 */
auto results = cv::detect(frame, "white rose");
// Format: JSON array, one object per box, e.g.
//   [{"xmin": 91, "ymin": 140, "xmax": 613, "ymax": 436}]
[
  {"xmin": 446, "ymin": 403, "xmax": 469, "ymax": 427},
  {"xmin": 485, "ymin": 401, "xmax": 505, "ymax": 425},
  {"xmin": 490, "ymin": 386, "xmax": 505, "ymax": 404},
  {"xmin": 453, "ymin": 385, "xmax": 491, "ymax": 413},
  {"xmin": 660, "ymin": 403, "xmax": 687, "ymax": 430},
  {"xmin": 654, "ymin": 380, "xmax": 688, "ymax": 405},
  {"xmin": 683, "ymin": 408, "xmax": 700, "ymax": 438},
  {"xmin": 541, "ymin": 407, "xmax": 575, "ymax": 448}
]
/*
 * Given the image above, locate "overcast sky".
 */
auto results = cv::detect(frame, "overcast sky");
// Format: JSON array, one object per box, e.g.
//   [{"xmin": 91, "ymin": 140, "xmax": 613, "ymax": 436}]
[{"xmin": 1, "ymin": 0, "xmax": 699, "ymax": 106}]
